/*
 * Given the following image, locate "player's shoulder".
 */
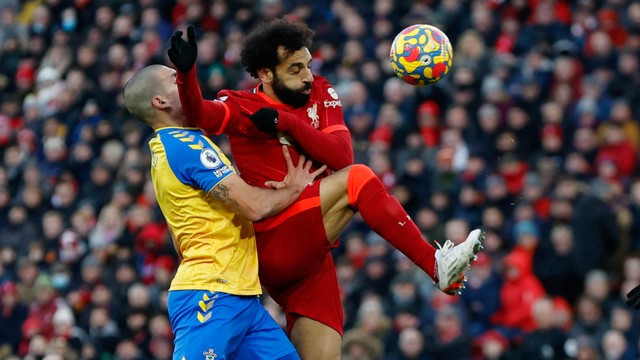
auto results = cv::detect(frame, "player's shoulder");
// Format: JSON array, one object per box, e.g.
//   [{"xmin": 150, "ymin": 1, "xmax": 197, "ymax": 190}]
[
  {"xmin": 156, "ymin": 128, "xmax": 212, "ymax": 164},
  {"xmin": 312, "ymin": 75, "xmax": 339, "ymax": 96},
  {"xmin": 156, "ymin": 128, "xmax": 231, "ymax": 185},
  {"xmin": 218, "ymin": 88, "xmax": 259, "ymax": 102},
  {"xmin": 214, "ymin": 89, "xmax": 236, "ymax": 104},
  {"xmin": 217, "ymin": 88, "xmax": 237, "ymax": 98},
  {"xmin": 311, "ymin": 75, "xmax": 342, "ymax": 107},
  {"xmin": 157, "ymin": 127, "xmax": 205, "ymax": 145},
  {"xmin": 312, "ymin": 74, "xmax": 331, "ymax": 88}
]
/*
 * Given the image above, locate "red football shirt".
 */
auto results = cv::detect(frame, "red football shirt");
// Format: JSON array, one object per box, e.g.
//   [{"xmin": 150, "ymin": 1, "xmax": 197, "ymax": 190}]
[{"xmin": 177, "ymin": 68, "xmax": 353, "ymax": 187}]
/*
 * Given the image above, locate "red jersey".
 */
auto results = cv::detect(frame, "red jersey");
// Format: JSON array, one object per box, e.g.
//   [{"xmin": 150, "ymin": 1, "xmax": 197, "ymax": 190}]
[{"xmin": 177, "ymin": 68, "xmax": 353, "ymax": 187}]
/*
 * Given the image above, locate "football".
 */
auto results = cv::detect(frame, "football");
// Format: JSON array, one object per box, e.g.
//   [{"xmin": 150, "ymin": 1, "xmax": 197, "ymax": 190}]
[{"xmin": 389, "ymin": 24, "xmax": 454, "ymax": 86}]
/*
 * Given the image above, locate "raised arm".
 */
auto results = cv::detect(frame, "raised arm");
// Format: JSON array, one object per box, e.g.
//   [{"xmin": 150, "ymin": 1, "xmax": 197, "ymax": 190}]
[
  {"xmin": 168, "ymin": 25, "xmax": 230, "ymax": 134},
  {"xmin": 208, "ymin": 146, "xmax": 326, "ymax": 221},
  {"xmin": 177, "ymin": 68, "xmax": 231, "ymax": 134}
]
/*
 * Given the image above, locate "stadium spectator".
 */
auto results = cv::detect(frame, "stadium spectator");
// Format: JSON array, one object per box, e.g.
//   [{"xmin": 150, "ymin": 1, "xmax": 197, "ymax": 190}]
[
  {"xmin": 0, "ymin": 281, "xmax": 27, "ymax": 354},
  {"xmin": 386, "ymin": 326, "xmax": 428, "ymax": 360},
  {"xmin": 514, "ymin": 296, "xmax": 568, "ymax": 359},
  {"xmin": 459, "ymin": 252, "xmax": 501, "ymax": 338},
  {"xmin": 490, "ymin": 249, "xmax": 546, "ymax": 335},
  {"xmin": 423, "ymin": 305, "xmax": 472, "ymax": 360}
]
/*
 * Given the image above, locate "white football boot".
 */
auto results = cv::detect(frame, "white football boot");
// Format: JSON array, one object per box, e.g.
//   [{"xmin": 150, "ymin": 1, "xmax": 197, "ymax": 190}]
[{"xmin": 434, "ymin": 229, "xmax": 484, "ymax": 295}]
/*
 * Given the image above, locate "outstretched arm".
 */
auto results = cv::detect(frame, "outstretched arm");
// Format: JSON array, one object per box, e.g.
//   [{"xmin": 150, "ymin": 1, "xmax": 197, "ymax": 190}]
[
  {"xmin": 169, "ymin": 25, "xmax": 230, "ymax": 134},
  {"xmin": 209, "ymin": 146, "xmax": 326, "ymax": 221}
]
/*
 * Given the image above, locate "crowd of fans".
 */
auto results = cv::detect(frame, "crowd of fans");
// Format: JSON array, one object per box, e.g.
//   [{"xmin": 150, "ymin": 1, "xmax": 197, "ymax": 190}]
[{"xmin": 0, "ymin": 0, "xmax": 639, "ymax": 359}]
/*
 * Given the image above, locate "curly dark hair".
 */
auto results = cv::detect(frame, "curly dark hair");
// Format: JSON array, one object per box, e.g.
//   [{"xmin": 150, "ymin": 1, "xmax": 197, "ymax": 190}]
[{"xmin": 241, "ymin": 18, "xmax": 315, "ymax": 78}]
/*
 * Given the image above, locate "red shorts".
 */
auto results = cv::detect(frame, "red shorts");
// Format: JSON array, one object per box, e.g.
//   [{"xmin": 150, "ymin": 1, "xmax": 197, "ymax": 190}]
[{"xmin": 253, "ymin": 181, "xmax": 344, "ymax": 336}]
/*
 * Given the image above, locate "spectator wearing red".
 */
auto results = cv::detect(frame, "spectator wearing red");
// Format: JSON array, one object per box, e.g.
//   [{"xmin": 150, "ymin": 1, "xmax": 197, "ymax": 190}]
[
  {"xmin": 20, "ymin": 274, "xmax": 67, "ymax": 357},
  {"xmin": 527, "ymin": 0, "xmax": 572, "ymax": 25},
  {"xmin": 494, "ymin": 9, "xmax": 521, "ymax": 55},
  {"xmin": 539, "ymin": 123, "xmax": 564, "ymax": 158},
  {"xmin": 497, "ymin": 154, "xmax": 529, "ymax": 196},
  {"xmin": 491, "ymin": 249, "xmax": 547, "ymax": 334},
  {"xmin": 417, "ymin": 100, "xmax": 441, "ymax": 147},
  {"xmin": 550, "ymin": 55, "xmax": 585, "ymax": 104},
  {"xmin": 511, "ymin": 220, "xmax": 541, "ymax": 266},
  {"xmin": 135, "ymin": 223, "xmax": 168, "ymax": 285},
  {"xmin": 595, "ymin": 123, "xmax": 637, "ymax": 181},
  {"xmin": 472, "ymin": 329, "xmax": 510, "ymax": 360},
  {"xmin": 521, "ymin": 173, "xmax": 552, "ymax": 220},
  {"xmin": 597, "ymin": 8, "xmax": 628, "ymax": 48}
]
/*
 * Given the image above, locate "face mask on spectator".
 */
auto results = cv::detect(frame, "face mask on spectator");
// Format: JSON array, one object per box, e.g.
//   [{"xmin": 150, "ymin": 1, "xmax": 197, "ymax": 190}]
[
  {"xmin": 52, "ymin": 273, "xmax": 70, "ymax": 289},
  {"xmin": 62, "ymin": 18, "xmax": 77, "ymax": 31},
  {"xmin": 32, "ymin": 23, "xmax": 45, "ymax": 33}
]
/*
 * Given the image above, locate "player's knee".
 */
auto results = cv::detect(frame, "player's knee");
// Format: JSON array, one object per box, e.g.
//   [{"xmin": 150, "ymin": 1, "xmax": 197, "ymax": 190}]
[
  {"xmin": 347, "ymin": 164, "xmax": 375, "ymax": 185},
  {"xmin": 347, "ymin": 164, "xmax": 376, "ymax": 205}
]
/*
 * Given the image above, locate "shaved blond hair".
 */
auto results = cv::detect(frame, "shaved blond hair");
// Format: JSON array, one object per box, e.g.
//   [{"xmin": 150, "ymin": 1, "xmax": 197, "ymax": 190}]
[{"xmin": 123, "ymin": 64, "xmax": 166, "ymax": 124}]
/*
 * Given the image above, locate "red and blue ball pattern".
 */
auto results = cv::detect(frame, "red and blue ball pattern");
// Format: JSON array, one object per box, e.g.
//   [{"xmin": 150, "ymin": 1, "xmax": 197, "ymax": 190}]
[{"xmin": 390, "ymin": 24, "xmax": 454, "ymax": 86}]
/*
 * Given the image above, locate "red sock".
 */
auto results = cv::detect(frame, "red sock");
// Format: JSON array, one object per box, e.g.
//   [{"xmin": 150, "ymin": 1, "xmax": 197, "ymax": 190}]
[{"xmin": 347, "ymin": 165, "xmax": 437, "ymax": 280}]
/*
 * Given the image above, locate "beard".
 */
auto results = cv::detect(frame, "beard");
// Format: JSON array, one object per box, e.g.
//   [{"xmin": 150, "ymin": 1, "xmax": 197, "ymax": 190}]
[{"xmin": 272, "ymin": 73, "xmax": 312, "ymax": 108}]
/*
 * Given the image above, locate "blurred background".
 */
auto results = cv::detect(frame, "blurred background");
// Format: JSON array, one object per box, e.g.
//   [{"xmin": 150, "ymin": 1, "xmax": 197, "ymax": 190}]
[{"xmin": 0, "ymin": 0, "xmax": 639, "ymax": 359}]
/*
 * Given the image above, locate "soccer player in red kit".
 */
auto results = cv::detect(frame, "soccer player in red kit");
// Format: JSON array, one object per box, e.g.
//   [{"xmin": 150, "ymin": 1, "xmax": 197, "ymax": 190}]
[{"xmin": 168, "ymin": 21, "xmax": 483, "ymax": 360}]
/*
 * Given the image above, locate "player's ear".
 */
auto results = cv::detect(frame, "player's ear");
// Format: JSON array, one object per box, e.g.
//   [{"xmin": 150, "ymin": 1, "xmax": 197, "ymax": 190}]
[
  {"xmin": 257, "ymin": 68, "xmax": 273, "ymax": 84},
  {"xmin": 151, "ymin": 95, "xmax": 169, "ymax": 110}
]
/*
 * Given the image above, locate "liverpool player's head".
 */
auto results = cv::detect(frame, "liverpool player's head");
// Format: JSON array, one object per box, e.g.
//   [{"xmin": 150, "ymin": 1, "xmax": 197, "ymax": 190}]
[{"xmin": 241, "ymin": 18, "xmax": 315, "ymax": 108}]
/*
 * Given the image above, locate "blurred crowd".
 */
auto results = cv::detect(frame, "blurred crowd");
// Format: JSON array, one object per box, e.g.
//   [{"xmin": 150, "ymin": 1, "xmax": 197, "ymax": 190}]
[{"xmin": 0, "ymin": 0, "xmax": 640, "ymax": 359}]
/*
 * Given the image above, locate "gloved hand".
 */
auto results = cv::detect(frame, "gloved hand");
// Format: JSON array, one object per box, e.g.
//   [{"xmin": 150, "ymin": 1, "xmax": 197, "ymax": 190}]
[
  {"xmin": 249, "ymin": 108, "xmax": 279, "ymax": 134},
  {"xmin": 627, "ymin": 284, "xmax": 640, "ymax": 308},
  {"xmin": 168, "ymin": 25, "xmax": 197, "ymax": 73}
]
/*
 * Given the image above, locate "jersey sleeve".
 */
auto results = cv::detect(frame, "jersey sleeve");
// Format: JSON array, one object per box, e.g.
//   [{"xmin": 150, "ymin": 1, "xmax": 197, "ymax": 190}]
[
  {"xmin": 163, "ymin": 132, "xmax": 234, "ymax": 193},
  {"xmin": 279, "ymin": 111, "xmax": 353, "ymax": 170},
  {"xmin": 176, "ymin": 68, "xmax": 240, "ymax": 135},
  {"xmin": 277, "ymin": 77, "xmax": 354, "ymax": 170}
]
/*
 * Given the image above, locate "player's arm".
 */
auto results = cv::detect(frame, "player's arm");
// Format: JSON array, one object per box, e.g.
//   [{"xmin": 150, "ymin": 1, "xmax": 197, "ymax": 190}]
[
  {"xmin": 208, "ymin": 146, "xmax": 326, "ymax": 221},
  {"xmin": 250, "ymin": 107, "xmax": 354, "ymax": 171},
  {"xmin": 177, "ymin": 67, "xmax": 231, "ymax": 134},
  {"xmin": 168, "ymin": 25, "xmax": 231, "ymax": 134},
  {"xmin": 281, "ymin": 109, "xmax": 353, "ymax": 170}
]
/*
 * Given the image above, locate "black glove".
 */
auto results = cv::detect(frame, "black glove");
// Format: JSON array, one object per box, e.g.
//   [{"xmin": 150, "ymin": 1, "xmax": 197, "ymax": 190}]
[
  {"xmin": 168, "ymin": 25, "xmax": 197, "ymax": 73},
  {"xmin": 627, "ymin": 284, "xmax": 640, "ymax": 308},
  {"xmin": 249, "ymin": 108, "xmax": 279, "ymax": 134}
]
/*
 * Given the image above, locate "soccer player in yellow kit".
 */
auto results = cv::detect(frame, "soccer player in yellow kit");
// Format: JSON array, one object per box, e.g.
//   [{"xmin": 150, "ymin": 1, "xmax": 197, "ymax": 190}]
[{"xmin": 123, "ymin": 64, "xmax": 326, "ymax": 360}]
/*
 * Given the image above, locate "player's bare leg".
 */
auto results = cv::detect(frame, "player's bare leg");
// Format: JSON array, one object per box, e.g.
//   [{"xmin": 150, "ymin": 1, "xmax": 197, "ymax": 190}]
[
  {"xmin": 319, "ymin": 167, "xmax": 354, "ymax": 244},
  {"xmin": 290, "ymin": 317, "xmax": 341, "ymax": 360}
]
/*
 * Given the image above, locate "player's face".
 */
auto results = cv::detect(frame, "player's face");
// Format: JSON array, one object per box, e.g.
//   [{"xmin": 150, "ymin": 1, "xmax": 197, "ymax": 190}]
[
  {"xmin": 272, "ymin": 47, "xmax": 313, "ymax": 108},
  {"xmin": 159, "ymin": 66, "xmax": 182, "ymax": 113}
]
